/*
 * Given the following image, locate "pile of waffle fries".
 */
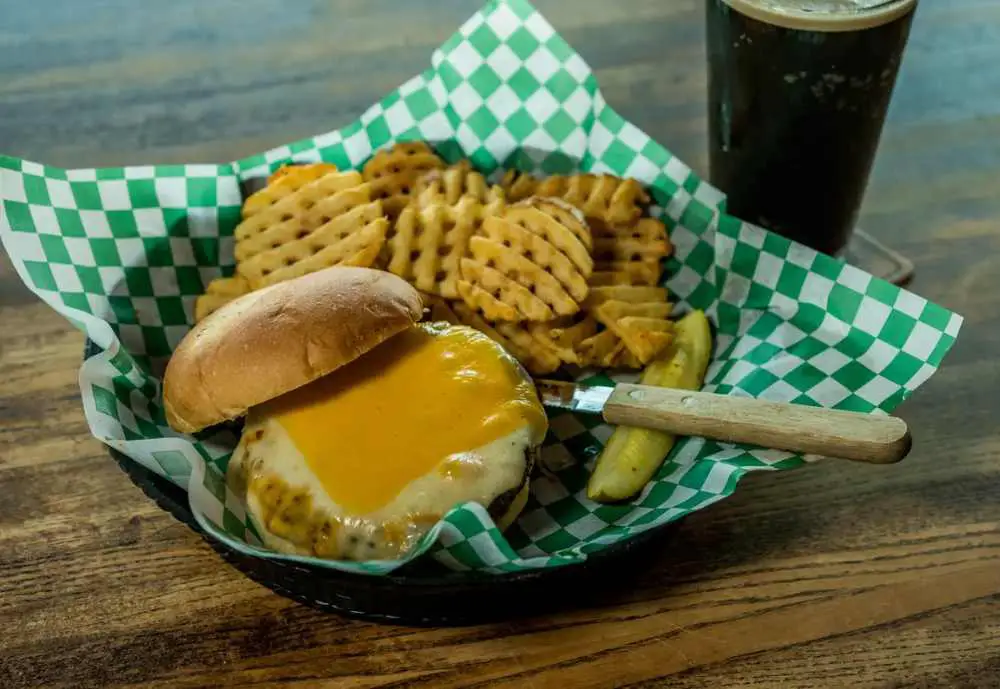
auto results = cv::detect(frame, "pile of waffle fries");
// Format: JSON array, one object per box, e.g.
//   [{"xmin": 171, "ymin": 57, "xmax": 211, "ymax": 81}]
[{"xmin": 196, "ymin": 142, "xmax": 675, "ymax": 375}]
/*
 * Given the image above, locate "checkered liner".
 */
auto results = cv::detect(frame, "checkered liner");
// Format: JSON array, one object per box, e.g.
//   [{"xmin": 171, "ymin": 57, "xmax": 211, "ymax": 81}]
[{"xmin": 0, "ymin": 0, "xmax": 962, "ymax": 576}]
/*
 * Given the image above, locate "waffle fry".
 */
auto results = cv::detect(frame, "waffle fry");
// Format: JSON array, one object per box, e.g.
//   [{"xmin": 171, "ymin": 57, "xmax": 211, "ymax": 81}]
[
  {"xmin": 479, "ymin": 215, "xmax": 590, "ymax": 301},
  {"xmin": 592, "ymin": 299, "xmax": 673, "ymax": 322},
  {"xmin": 590, "ymin": 261, "xmax": 662, "ymax": 287},
  {"xmin": 235, "ymin": 181, "xmax": 372, "ymax": 262},
  {"xmin": 570, "ymin": 285, "xmax": 675, "ymax": 369},
  {"xmin": 413, "ymin": 160, "xmax": 502, "ymax": 205},
  {"xmin": 612, "ymin": 346, "xmax": 643, "ymax": 370},
  {"xmin": 236, "ymin": 171, "xmax": 363, "ymax": 240},
  {"xmin": 617, "ymin": 317, "xmax": 674, "ymax": 364},
  {"xmin": 585, "ymin": 285, "xmax": 670, "ymax": 308},
  {"xmin": 574, "ymin": 328, "xmax": 651, "ymax": 370},
  {"xmin": 243, "ymin": 163, "xmax": 342, "ymax": 219},
  {"xmin": 592, "ymin": 218, "xmax": 670, "ymax": 263},
  {"xmin": 493, "ymin": 321, "xmax": 562, "ymax": 375},
  {"xmin": 458, "ymin": 199, "xmax": 592, "ymax": 321},
  {"xmin": 207, "ymin": 274, "xmax": 251, "ymax": 297},
  {"xmin": 457, "ymin": 259, "xmax": 554, "ymax": 322},
  {"xmin": 267, "ymin": 162, "xmax": 338, "ymax": 186},
  {"xmin": 204, "ymin": 140, "xmax": 681, "ymax": 376},
  {"xmin": 483, "ymin": 215, "xmax": 590, "ymax": 299},
  {"xmin": 386, "ymin": 196, "xmax": 492, "ymax": 298},
  {"xmin": 450, "ymin": 301, "xmax": 561, "ymax": 375},
  {"xmin": 239, "ymin": 205, "xmax": 388, "ymax": 288},
  {"xmin": 594, "ymin": 215, "xmax": 668, "ymax": 239},
  {"xmin": 362, "ymin": 142, "xmax": 446, "ymax": 218},
  {"xmin": 529, "ymin": 316, "xmax": 598, "ymax": 365},
  {"xmin": 589, "ymin": 218, "xmax": 669, "ymax": 288},
  {"xmin": 509, "ymin": 197, "xmax": 592, "ymax": 252},
  {"xmin": 500, "ymin": 170, "xmax": 538, "ymax": 202},
  {"xmin": 576, "ymin": 329, "xmax": 624, "ymax": 369},
  {"xmin": 194, "ymin": 275, "xmax": 251, "ymax": 322},
  {"xmin": 593, "ymin": 300, "xmax": 674, "ymax": 364},
  {"xmin": 231, "ymin": 170, "xmax": 387, "ymax": 289},
  {"xmin": 466, "ymin": 235, "xmax": 579, "ymax": 319},
  {"xmin": 502, "ymin": 172, "xmax": 648, "ymax": 228}
]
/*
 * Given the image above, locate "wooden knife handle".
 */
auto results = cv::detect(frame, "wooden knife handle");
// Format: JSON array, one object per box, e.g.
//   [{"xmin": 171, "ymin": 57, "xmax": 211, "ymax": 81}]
[{"xmin": 603, "ymin": 383, "xmax": 911, "ymax": 464}]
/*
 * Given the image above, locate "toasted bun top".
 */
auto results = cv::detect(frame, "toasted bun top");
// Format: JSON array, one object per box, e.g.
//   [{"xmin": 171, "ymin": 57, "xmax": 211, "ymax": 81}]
[{"xmin": 163, "ymin": 267, "xmax": 423, "ymax": 434}]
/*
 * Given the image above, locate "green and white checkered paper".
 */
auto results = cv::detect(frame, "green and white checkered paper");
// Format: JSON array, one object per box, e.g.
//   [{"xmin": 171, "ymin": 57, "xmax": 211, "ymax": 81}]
[{"xmin": 0, "ymin": 0, "xmax": 962, "ymax": 575}]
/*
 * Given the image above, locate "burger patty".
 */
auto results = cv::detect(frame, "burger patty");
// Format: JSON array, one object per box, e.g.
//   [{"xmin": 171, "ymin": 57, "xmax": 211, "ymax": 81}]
[{"xmin": 486, "ymin": 445, "xmax": 537, "ymax": 525}]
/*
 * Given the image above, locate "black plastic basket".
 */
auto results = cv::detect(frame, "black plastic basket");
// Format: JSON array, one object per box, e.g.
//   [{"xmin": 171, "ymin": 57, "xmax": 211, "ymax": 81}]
[{"xmin": 89, "ymin": 342, "xmax": 677, "ymax": 626}]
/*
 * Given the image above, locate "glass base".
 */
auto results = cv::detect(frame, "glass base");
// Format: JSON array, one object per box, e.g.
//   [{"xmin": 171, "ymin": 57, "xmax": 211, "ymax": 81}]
[{"xmin": 840, "ymin": 228, "xmax": 914, "ymax": 286}]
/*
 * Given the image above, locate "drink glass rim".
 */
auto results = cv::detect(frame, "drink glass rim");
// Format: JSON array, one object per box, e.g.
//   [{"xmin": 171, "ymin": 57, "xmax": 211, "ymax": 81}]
[{"xmin": 721, "ymin": 0, "xmax": 917, "ymax": 32}]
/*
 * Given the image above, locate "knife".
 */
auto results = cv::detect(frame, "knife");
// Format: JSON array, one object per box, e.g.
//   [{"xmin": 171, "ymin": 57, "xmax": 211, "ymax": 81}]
[{"xmin": 535, "ymin": 379, "xmax": 912, "ymax": 464}]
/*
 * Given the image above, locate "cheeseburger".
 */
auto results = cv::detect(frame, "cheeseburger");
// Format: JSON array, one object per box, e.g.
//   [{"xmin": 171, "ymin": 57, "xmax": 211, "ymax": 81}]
[{"xmin": 163, "ymin": 267, "xmax": 547, "ymax": 561}]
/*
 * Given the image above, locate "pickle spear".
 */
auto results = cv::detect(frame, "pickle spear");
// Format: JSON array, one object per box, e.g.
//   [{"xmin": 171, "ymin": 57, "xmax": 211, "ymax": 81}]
[{"xmin": 586, "ymin": 309, "xmax": 713, "ymax": 503}]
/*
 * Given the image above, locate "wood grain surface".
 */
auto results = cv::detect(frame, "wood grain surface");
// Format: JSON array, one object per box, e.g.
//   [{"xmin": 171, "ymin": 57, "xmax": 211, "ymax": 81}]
[{"xmin": 2, "ymin": 1, "xmax": 999, "ymax": 687}]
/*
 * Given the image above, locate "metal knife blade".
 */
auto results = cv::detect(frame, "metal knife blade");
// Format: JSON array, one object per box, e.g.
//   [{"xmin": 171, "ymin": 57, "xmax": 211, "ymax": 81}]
[{"xmin": 535, "ymin": 379, "xmax": 613, "ymax": 416}]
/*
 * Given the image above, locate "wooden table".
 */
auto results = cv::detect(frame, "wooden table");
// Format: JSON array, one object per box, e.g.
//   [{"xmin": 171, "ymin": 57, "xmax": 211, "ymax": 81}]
[{"xmin": 2, "ymin": 1, "xmax": 998, "ymax": 686}]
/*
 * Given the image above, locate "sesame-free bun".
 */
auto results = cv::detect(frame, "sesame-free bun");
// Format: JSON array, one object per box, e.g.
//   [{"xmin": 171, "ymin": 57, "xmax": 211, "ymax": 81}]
[{"xmin": 163, "ymin": 267, "xmax": 423, "ymax": 434}]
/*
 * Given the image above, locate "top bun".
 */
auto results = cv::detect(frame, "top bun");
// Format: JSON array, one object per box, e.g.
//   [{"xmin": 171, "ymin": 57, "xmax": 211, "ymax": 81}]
[{"xmin": 163, "ymin": 267, "xmax": 423, "ymax": 434}]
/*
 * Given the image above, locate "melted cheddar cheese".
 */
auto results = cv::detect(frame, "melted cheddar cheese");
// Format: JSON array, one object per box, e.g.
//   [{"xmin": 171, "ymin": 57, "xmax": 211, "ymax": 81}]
[{"xmin": 256, "ymin": 322, "xmax": 547, "ymax": 516}]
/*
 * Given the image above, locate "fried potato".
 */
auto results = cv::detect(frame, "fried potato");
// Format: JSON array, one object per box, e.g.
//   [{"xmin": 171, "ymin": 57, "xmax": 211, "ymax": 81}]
[
  {"xmin": 236, "ymin": 183, "xmax": 372, "ymax": 262},
  {"xmin": 205, "ymin": 275, "xmax": 251, "ymax": 297},
  {"xmin": 239, "ymin": 203, "xmax": 388, "ymax": 288},
  {"xmin": 529, "ymin": 316, "xmax": 598, "ymax": 365},
  {"xmin": 591, "ymin": 260, "xmax": 662, "ymax": 287},
  {"xmin": 458, "ymin": 259, "xmax": 554, "ymax": 322},
  {"xmin": 502, "ymin": 172, "xmax": 649, "ymax": 228},
  {"xmin": 500, "ymin": 172, "xmax": 668, "ymax": 294},
  {"xmin": 492, "ymin": 322, "xmax": 562, "ymax": 376},
  {"xmin": 362, "ymin": 142, "xmax": 446, "ymax": 218},
  {"xmin": 593, "ymin": 300, "xmax": 673, "ymax": 321},
  {"xmin": 450, "ymin": 301, "xmax": 562, "ymax": 375},
  {"xmin": 500, "ymin": 169, "xmax": 538, "ymax": 201},
  {"xmin": 613, "ymin": 346, "xmax": 643, "ymax": 370},
  {"xmin": 593, "ymin": 220, "xmax": 669, "ymax": 260},
  {"xmin": 413, "ymin": 160, "xmax": 502, "ymax": 206},
  {"xmin": 593, "ymin": 300, "xmax": 675, "ymax": 365},
  {"xmin": 232, "ymin": 171, "xmax": 387, "ymax": 289},
  {"xmin": 469, "ymin": 240, "xmax": 575, "ymax": 319},
  {"xmin": 267, "ymin": 162, "xmax": 338, "ymax": 186},
  {"xmin": 386, "ymin": 195, "xmax": 499, "ymax": 299},
  {"xmin": 466, "ymin": 236, "xmax": 580, "ymax": 318},
  {"xmin": 216, "ymin": 146, "xmax": 680, "ymax": 378},
  {"xmin": 455, "ymin": 189, "xmax": 593, "ymax": 322},
  {"xmin": 585, "ymin": 285, "xmax": 670, "ymax": 308},
  {"xmin": 618, "ymin": 317, "xmax": 674, "ymax": 363},
  {"xmin": 243, "ymin": 163, "xmax": 345, "ymax": 219},
  {"xmin": 502, "ymin": 202, "xmax": 593, "ymax": 277},
  {"xmin": 592, "ymin": 216, "xmax": 667, "ymax": 239},
  {"xmin": 510, "ymin": 196, "xmax": 592, "ymax": 252},
  {"xmin": 194, "ymin": 275, "xmax": 252, "ymax": 322},
  {"xmin": 589, "ymin": 217, "xmax": 670, "ymax": 290},
  {"xmin": 576, "ymin": 329, "xmax": 625, "ymax": 369},
  {"xmin": 480, "ymin": 216, "xmax": 589, "ymax": 302}
]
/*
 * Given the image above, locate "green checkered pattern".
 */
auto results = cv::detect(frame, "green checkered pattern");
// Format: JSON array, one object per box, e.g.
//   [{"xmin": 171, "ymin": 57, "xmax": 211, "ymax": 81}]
[{"xmin": 0, "ymin": 0, "xmax": 961, "ymax": 576}]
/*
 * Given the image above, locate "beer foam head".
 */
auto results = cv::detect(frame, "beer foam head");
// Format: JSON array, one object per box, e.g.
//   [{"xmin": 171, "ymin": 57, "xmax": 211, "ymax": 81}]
[{"xmin": 723, "ymin": 0, "xmax": 916, "ymax": 31}]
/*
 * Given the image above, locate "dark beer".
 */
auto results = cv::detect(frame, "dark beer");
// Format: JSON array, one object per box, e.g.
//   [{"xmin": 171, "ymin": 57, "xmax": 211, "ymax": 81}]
[{"xmin": 706, "ymin": 0, "xmax": 917, "ymax": 255}]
